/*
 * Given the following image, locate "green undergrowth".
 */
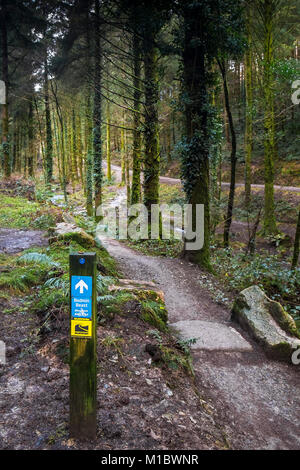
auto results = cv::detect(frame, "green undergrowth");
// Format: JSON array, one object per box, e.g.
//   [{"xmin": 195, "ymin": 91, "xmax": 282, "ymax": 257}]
[
  {"xmin": 0, "ymin": 193, "xmax": 40, "ymax": 229},
  {"xmin": 0, "ymin": 235, "xmax": 119, "ymax": 322},
  {"xmin": 0, "ymin": 251, "xmax": 61, "ymax": 293},
  {"xmin": 212, "ymin": 248, "xmax": 300, "ymax": 329},
  {"xmin": 97, "ymin": 279, "xmax": 193, "ymax": 375},
  {"xmin": 140, "ymin": 300, "xmax": 168, "ymax": 332},
  {"xmin": 125, "ymin": 238, "xmax": 183, "ymax": 258},
  {"xmin": 146, "ymin": 329, "xmax": 195, "ymax": 376},
  {"xmin": 98, "ymin": 281, "xmax": 168, "ymax": 333},
  {"xmin": 159, "ymin": 183, "xmax": 185, "ymax": 206},
  {"xmin": 0, "ymin": 191, "xmax": 63, "ymax": 230}
]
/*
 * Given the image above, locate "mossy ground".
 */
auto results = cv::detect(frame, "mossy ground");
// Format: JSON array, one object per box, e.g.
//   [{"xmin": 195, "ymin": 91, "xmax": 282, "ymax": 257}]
[{"xmin": 0, "ymin": 194, "xmax": 41, "ymax": 229}]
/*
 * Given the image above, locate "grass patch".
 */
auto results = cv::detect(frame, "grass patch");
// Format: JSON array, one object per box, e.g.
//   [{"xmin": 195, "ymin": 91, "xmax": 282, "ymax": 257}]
[
  {"xmin": 0, "ymin": 193, "xmax": 41, "ymax": 229},
  {"xmin": 0, "ymin": 265, "xmax": 50, "ymax": 292}
]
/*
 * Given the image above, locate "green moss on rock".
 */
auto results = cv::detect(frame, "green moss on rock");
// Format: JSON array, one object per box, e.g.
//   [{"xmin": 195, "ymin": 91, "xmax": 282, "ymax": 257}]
[
  {"xmin": 57, "ymin": 231, "xmax": 95, "ymax": 248},
  {"xmin": 268, "ymin": 301, "xmax": 300, "ymax": 339}
]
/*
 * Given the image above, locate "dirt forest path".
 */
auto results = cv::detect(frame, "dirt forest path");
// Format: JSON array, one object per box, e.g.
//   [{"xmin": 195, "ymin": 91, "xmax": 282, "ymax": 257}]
[
  {"xmin": 100, "ymin": 236, "xmax": 300, "ymax": 450},
  {"xmin": 107, "ymin": 162, "xmax": 300, "ymax": 193}
]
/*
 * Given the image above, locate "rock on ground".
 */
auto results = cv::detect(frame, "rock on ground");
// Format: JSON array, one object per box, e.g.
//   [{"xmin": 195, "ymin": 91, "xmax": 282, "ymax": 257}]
[
  {"xmin": 51, "ymin": 222, "xmax": 94, "ymax": 248},
  {"xmin": 231, "ymin": 285, "xmax": 300, "ymax": 361}
]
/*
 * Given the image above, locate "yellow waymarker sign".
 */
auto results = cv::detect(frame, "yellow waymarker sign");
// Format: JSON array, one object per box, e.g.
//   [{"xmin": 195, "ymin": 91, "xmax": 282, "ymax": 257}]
[{"xmin": 71, "ymin": 319, "xmax": 92, "ymax": 338}]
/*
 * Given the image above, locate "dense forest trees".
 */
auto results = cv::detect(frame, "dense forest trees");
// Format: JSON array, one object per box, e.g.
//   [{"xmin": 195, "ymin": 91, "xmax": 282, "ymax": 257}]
[{"xmin": 0, "ymin": 0, "xmax": 299, "ymax": 269}]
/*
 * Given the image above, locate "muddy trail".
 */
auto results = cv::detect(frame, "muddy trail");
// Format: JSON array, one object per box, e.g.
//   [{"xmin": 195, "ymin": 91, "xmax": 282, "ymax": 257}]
[
  {"xmin": 0, "ymin": 229, "xmax": 48, "ymax": 254},
  {"xmin": 101, "ymin": 237, "xmax": 300, "ymax": 450}
]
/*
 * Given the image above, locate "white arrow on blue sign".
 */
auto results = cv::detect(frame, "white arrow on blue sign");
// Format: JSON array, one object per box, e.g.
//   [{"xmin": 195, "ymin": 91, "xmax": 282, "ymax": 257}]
[
  {"xmin": 75, "ymin": 279, "xmax": 89, "ymax": 294},
  {"xmin": 71, "ymin": 275, "xmax": 93, "ymax": 319}
]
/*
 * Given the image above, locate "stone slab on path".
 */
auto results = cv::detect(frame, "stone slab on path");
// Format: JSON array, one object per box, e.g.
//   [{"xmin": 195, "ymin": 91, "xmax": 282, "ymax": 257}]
[
  {"xmin": 170, "ymin": 320, "xmax": 253, "ymax": 352},
  {"xmin": 0, "ymin": 229, "xmax": 48, "ymax": 254}
]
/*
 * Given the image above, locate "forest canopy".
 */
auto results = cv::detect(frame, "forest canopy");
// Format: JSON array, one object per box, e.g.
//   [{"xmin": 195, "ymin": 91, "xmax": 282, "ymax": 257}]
[{"xmin": 0, "ymin": 0, "xmax": 299, "ymax": 272}]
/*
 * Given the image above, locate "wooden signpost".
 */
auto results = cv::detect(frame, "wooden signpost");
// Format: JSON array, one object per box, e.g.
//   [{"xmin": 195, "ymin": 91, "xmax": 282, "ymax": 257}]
[{"xmin": 69, "ymin": 252, "xmax": 97, "ymax": 439}]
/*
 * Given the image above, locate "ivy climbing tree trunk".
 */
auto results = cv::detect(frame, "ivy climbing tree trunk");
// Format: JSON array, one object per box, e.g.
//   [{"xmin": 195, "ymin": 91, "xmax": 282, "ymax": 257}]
[
  {"xmin": 71, "ymin": 107, "xmax": 78, "ymax": 191},
  {"xmin": 180, "ymin": 4, "xmax": 211, "ymax": 271},
  {"xmin": 1, "ymin": 1, "xmax": 10, "ymax": 178},
  {"xmin": 93, "ymin": 0, "xmax": 103, "ymax": 220},
  {"xmin": 143, "ymin": 40, "xmax": 160, "ymax": 218},
  {"xmin": 106, "ymin": 100, "xmax": 112, "ymax": 181},
  {"xmin": 244, "ymin": 5, "xmax": 253, "ymax": 208},
  {"xmin": 260, "ymin": 0, "xmax": 278, "ymax": 234},
  {"xmin": 44, "ymin": 53, "xmax": 53, "ymax": 185},
  {"xmin": 85, "ymin": 1, "xmax": 93, "ymax": 216}
]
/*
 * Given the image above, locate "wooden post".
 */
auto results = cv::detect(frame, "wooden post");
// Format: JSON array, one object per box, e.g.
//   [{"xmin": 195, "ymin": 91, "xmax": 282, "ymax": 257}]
[{"xmin": 69, "ymin": 252, "xmax": 97, "ymax": 439}]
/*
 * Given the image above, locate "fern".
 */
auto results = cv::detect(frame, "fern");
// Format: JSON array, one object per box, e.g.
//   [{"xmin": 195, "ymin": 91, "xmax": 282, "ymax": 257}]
[
  {"xmin": 97, "ymin": 294, "xmax": 115, "ymax": 304},
  {"xmin": 17, "ymin": 252, "xmax": 61, "ymax": 269},
  {"xmin": 96, "ymin": 274, "xmax": 115, "ymax": 295},
  {"xmin": 44, "ymin": 277, "xmax": 69, "ymax": 295}
]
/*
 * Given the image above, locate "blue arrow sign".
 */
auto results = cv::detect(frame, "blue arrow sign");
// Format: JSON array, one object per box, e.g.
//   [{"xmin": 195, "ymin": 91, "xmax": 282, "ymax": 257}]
[
  {"xmin": 71, "ymin": 275, "xmax": 93, "ymax": 319},
  {"xmin": 71, "ymin": 275, "xmax": 92, "ymax": 297}
]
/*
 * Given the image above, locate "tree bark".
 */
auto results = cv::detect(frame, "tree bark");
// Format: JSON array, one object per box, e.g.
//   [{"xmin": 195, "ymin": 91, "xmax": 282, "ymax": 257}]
[
  {"xmin": 93, "ymin": 0, "xmax": 103, "ymax": 220},
  {"xmin": 131, "ymin": 30, "xmax": 142, "ymax": 205},
  {"xmin": 181, "ymin": 5, "xmax": 211, "ymax": 270},
  {"xmin": 44, "ymin": 54, "xmax": 53, "ymax": 184},
  {"xmin": 244, "ymin": 5, "xmax": 253, "ymax": 208},
  {"xmin": 143, "ymin": 43, "xmax": 160, "ymax": 216},
  {"xmin": 292, "ymin": 209, "xmax": 300, "ymax": 269},
  {"xmin": 1, "ymin": 0, "xmax": 10, "ymax": 178},
  {"xmin": 218, "ymin": 59, "xmax": 237, "ymax": 248},
  {"xmin": 262, "ymin": 0, "xmax": 277, "ymax": 234}
]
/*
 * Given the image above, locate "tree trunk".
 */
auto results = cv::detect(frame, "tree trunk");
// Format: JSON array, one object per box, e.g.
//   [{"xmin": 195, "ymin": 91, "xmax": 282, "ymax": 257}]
[
  {"xmin": 181, "ymin": 5, "xmax": 211, "ymax": 270},
  {"xmin": 131, "ymin": 30, "xmax": 142, "ymax": 205},
  {"xmin": 1, "ymin": 1, "xmax": 10, "ymax": 178},
  {"xmin": 71, "ymin": 107, "xmax": 78, "ymax": 190},
  {"xmin": 28, "ymin": 95, "xmax": 34, "ymax": 178},
  {"xmin": 93, "ymin": 0, "xmax": 103, "ymax": 220},
  {"xmin": 262, "ymin": 0, "xmax": 277, "ymax": 234},
  {"xmin": 244, "ymin": 5, "xmax": 253, "ymax": 208},
  {"xmin": 292, "ymin": 209, "xmax": 300, "ymax": 269},
  {"xmin": 125, "ymin": 130, "xmax": 131, "ymax": 205},
  {"xmin": 219, "ymin": 60, "xmax": 237, "ymax": 248},
  {"xmin": 85, "ymin": 2, "xmax": 93, "ymax": 216},
  {"xmin": 143, "ymin": 42, "xmax": 160, "ymax": 217},
  {"xmin": 120, "ymin": 125, "xmax": 126, "ymax": 186},
  {"xmin": 44, "ymin": 54, "xmax": 53, "ymax": 184},
  {"xmin": 106, "ymin": 101, "xmax": 111, "ymax": 181}
]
